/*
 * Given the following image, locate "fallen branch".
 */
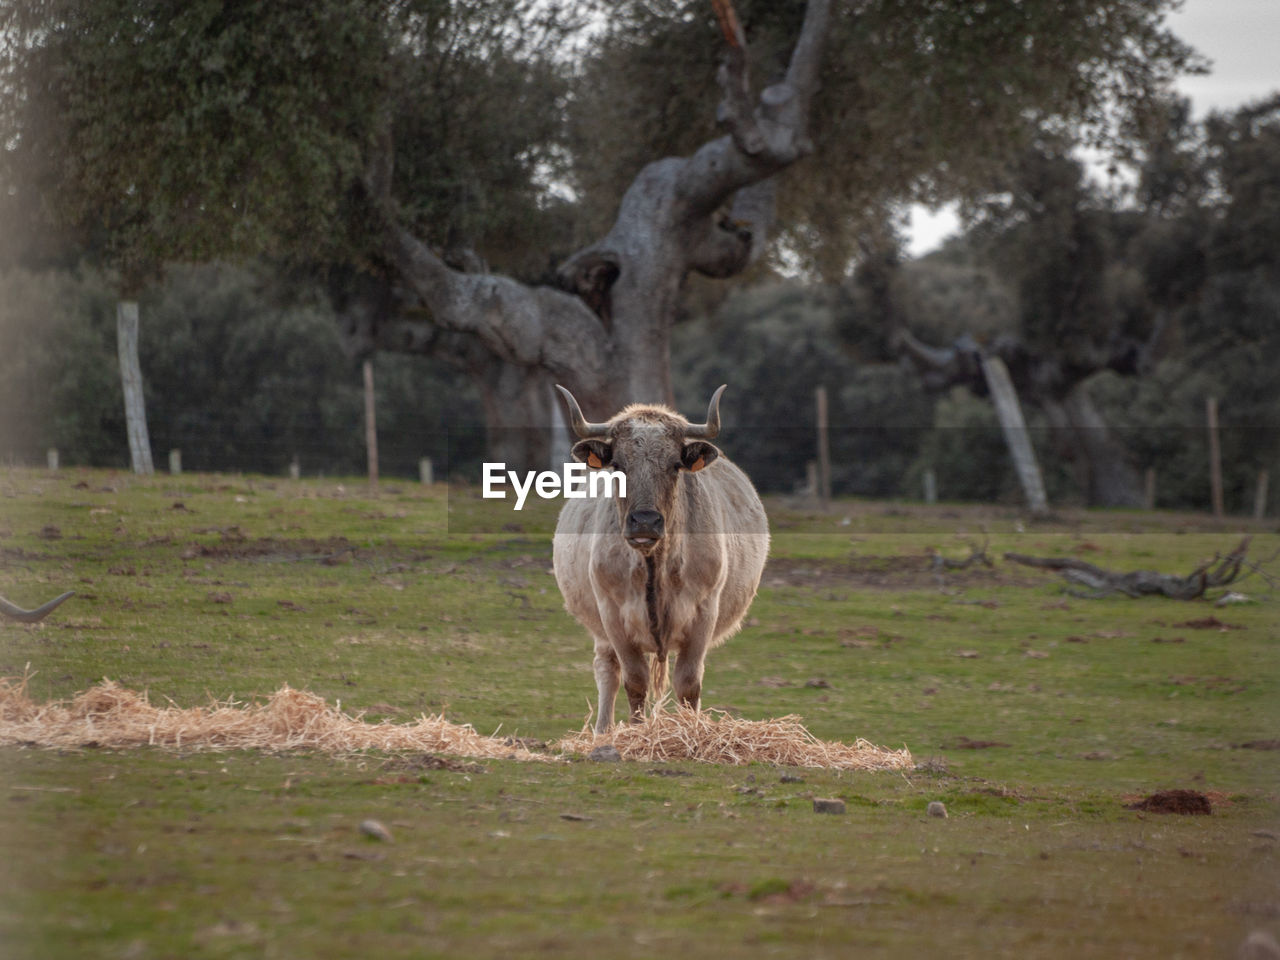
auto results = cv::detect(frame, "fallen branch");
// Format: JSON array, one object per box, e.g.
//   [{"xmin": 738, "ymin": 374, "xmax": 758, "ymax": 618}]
[
  {"xmin": 1004, "ymin": 537, "xmax": 1256, "ymax": 600},
  {"xmin": 930, "ymin": 535, "xmax": 993, "ymax": 572}
]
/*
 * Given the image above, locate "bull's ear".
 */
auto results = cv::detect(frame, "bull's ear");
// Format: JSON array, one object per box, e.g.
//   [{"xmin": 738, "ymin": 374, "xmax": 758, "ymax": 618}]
[
  {"xmin": 681, "ymin": 441, "xmax": 720, "ymax": 472},
  {"xmin": 572, "ymin": 439, "xmax": 613, "ymax": 469}
]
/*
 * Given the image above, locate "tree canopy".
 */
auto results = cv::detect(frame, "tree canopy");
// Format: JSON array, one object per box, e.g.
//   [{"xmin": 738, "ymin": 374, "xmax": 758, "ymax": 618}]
[
  {"xmin": 0, "ymin": 0, "xmax": 1218, "ymax": 474},
  {"xmin": 0, "ymin": 0, "xmax": 587, "ymax": 287},
  {"xmin": 571, "ymin": 0, "xmax": 1203, "ymax": 277},
  {"xmin": 4, "ymin": 0, "xmax": 1204, "ymax": 284}
]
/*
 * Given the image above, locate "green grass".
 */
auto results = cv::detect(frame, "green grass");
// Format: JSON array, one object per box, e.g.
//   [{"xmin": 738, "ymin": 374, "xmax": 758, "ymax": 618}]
[{"xmin": 2, "ymin": 466, "xmax": 1278, "ymax": 959}]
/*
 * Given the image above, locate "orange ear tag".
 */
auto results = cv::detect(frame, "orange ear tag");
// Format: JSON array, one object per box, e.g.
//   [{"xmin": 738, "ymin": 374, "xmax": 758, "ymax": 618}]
[
  {"xmin": 689, "ymin": 456, "xmax": 705, "ymax": 472},
  {"xmin": 587, "ymin": 452, "xmax": 603, "ymax": 469}
]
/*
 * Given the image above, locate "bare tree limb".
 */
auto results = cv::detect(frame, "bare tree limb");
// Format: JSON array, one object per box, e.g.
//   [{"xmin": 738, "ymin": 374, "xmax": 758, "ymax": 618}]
[
  {"xmin": 1004, "ymin": 538, "xmax": 1257, "ymax": 600},
  {"xmin": 359, "ymin": 121, "xmax": 613, "ymax": 399},
  {"xmin": 387, "ymin": 226, "xmax": 612, "ymax": 396},
  {"xmin": 360, "ymin": 0, "xmax": 837, "ymax": 409},
  {"xmin": 931, "ymin": 534, "xmax": 994, "ymax": 572},
  {"xmin": 674, "ymin": 0, "xmax": 833, "ymax": 218}
]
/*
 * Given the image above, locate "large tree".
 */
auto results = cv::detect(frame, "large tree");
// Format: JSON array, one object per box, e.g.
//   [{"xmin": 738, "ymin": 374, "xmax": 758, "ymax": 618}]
[
  {"xmin": 887, "ymin": 147, "xmax": 1159, "ymax": 507},
  {"xmin": 2, "ymin": 0, "xmax": 1201, "ymax": 426}
]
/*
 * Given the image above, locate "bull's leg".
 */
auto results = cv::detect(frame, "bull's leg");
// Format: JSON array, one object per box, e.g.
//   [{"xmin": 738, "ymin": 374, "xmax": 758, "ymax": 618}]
[
  {"xmin": 671, "ymin": 610, "xmax": 717, "ymax": 711},
  {"xmin": 671, "ymin": 647, "xmax": 705, "ymax": 711},
  {"xmin": 593, "ymin": 639, "xmax": 621, "ymax": 734},
  {"xmin": 615, "ymin": 645, "xmax": 651, "ymax": 724}
]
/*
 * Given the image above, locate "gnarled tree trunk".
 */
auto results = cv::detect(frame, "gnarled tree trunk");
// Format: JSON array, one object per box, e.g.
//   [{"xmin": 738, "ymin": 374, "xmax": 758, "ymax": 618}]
[
  {"xmin": 896, "ymin": 328, "xmax": 1148, "ymax": 508},
  {"xmin": 1043, "ymin": 381, "xmax": 1144, "ymax": 508},
  {"xmin": 361, "ymin": 0, "xmax": 834, "ymax": 417}
]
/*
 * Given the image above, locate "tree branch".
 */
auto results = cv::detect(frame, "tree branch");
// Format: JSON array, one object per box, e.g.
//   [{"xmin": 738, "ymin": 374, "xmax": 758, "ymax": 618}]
[
  {"xmin": 674, "ymin": 0, "xmax": 833, "ymax": 219},
  {"xmin": 360, "ymin": 125, "xmax": 612, "ymax": 397},
  {"xmin": 688, "ymin": 211, "xmax": 756, "ymax": 278},
  {"xmin": 390, "ymin": 226, "xmax": 612, "ymax": 392},
  {"xmin": 1004, "ymin": 538, "xmax": 1256, "ymax": 600},
  {"xmin": 894, "ymin": 329, "xmax": 986, "ymax": 392}
]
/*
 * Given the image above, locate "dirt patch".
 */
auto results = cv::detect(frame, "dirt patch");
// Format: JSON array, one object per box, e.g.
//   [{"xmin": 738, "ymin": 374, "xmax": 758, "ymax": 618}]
[
  {"xmin": 945, "ymin": 736, "xmax": 1010, "ymax": 750},
  {"xmin": 763, "ymin": 555, "xmax": 1029, "ymax": 591},
  {"xmin": 179, "ymin": 536, "xmax": 361, "ymax": 563},
  {"xmin": 1125, "ymin": 790, "xmax": 1213, "ymax": 815},
  {"xmin": 380, "ymin": 754, "xmax": 487, "ymax": 774},
  {"xmin": 1178, "ymin": 617, "xmax": 1244, "ymax": 631},
  {"xmin": 1234, "ymin": 739, "xmax": 1280, "ymax": 751},
  {"xmin": 1168, "ymin": 675, "xmax": 1248, "ymax": 694}
]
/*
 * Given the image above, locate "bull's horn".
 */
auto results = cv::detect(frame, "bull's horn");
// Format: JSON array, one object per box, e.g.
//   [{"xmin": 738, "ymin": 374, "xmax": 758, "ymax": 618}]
[
  {"xmin": 554, "ymin": 385, "xmax": 610, "ymax": 438},
  {"xmin": 0, "ymin": 590, "xmax": 75, "ymax": 624},
  {"xmin": 685, "ymin": 384, "xmax": 727, "ymax": 439}
]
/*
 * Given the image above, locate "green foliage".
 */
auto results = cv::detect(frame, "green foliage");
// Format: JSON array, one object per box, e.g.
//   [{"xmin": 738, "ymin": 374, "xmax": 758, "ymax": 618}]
[
  {"xmin": 1090, "ymin": 96, "xmax": 1280, "ymax": 512},
  {"xmin": 386, "ymin": 0, "xmax": 590, "ymax": 279},
  {"xmin": 0, "ymin": 264, "xmax": 483, "ymax": 476},
  {"xmin": 675, "ymin": 284, "xmax": 936, "ymax": 498},
  {"xmin": 829, "ymin": 96, "xmax": 1280, "ymax": 512},
  {"xmin": 0, "ymin": 266, "xmax": 126, "ymax": 466},
  {"xmin": 1, "ymin": 0, "xmax": 390, "ymax": 287},
  {"xmin": 571, "ymin": 0, "xmax": 1202, "ymax": 277},
  {"xmin": 0, "ymin": 0, "xmax": 585, "ymax": 284}
]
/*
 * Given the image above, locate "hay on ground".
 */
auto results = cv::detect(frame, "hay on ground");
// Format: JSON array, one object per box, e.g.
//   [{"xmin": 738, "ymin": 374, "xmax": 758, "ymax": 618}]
[
  {"xmin": 557, "ymin": 704, "xmax": 913, "ymax": 771},
  {"xmin": 0, "ymin": 675, "xmax": 544, "ymax": 761},
  {"xmin": 1, "ymin": 677, "xmax": 913, "ymax": 770}
]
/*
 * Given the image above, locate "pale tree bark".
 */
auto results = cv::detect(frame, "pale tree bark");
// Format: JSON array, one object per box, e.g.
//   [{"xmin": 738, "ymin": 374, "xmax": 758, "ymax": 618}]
[
  {"xmin": 116, "ymin": 300, "xmax": 154, "ymax": 474},
  {"xmin": 1042, "ymin": 383, "xmax": 1144, "ymax": 508},
  {"xmin": 362, "ymin": 0, "xmax": 836, "ymax": 416},
  {"xmin": 338, "ymin": 276, "xmax": 559, "ymax": 473},
  {"xmin": 979, "ymin": 354, "xmax": 1049, "ymax": 515}
]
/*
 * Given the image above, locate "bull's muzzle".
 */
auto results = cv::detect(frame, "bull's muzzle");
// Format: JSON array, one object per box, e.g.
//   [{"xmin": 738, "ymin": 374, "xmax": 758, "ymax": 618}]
[{"xmin": 624, "ymin": 509, "xmax": 664, "ymax": 550}]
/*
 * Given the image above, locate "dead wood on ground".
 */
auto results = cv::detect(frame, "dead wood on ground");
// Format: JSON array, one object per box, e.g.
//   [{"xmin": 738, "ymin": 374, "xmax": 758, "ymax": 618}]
[{"xmin": 1003, "ymin": 537, "xmax": 1272, "ymax": 600}]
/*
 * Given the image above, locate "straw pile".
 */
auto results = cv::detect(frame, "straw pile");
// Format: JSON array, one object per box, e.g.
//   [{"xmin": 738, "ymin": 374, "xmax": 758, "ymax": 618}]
[
  {"xmin": 0, "ymin": 675, "xmax": 544, "ymax": 761},
  {"xmin": 557, "ymin": 704, "xmax": 913, "ymax": 771},
  {"xmin": 1, "ymin": 677, "xmax": 913, "ymax": 770}
]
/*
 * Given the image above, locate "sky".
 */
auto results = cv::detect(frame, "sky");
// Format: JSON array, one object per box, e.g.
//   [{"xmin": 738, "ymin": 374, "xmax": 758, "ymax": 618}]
[{"xmin": 903, "ymin": 0, "xmax": 1280, "ymax": 256}]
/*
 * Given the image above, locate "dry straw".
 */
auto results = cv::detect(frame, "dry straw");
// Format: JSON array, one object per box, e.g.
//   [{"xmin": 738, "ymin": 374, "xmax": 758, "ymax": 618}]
[
  {"xmin": 0, "ymin": 674, "xmax": 543, "ymax": 761},
  {"xmin": 557, "ymin": 703, "xmax": 913, "ymax": 771},
  {"xmin": 0, "ymin": 675, "xmax": 912, "ymax": 770}
]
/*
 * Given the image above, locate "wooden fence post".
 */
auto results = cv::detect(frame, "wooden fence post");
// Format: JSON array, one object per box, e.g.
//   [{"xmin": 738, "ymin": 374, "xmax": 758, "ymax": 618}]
[
  {"xmin": 1143, "ymin": 468, "xmax": 1156, "ymax": 510},
  {"xmin": 46, "ymin": 448, "xmax": 59, "ymax": 471},
  {"xmin": 815, "ymin": 386, "xmax": 832, "ymax": 510},
  {"xmin": 1254, "ymin": 470, "xmax": 1270, "ymax": 520},
  {"xmin": 1207, "ymin": 397, "xmax": 1223, "ymax": 519},
  {"xmin": 168, "ymin": 449, "xmax": 182, "ymax": 475},
  {"xmin": 363, "ymin": 357, "xmax": 379, "ymax": 489},
  {"xmin": 922, "ymin": 468, "xmax": 937, "ymax": 505},
  {"xmin": 289, "ymin": 457, "xmax": 301, "ymax": 481},
  {"xmin": 419, "ymin": 457, "xmax": 434, "ymax": 486}
]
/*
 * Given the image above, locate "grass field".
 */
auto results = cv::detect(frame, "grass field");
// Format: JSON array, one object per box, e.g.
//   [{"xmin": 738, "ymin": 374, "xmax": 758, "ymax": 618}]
[{"xmin": 1, "ymin": 466, "xmax": 1277, "ymax": 959}]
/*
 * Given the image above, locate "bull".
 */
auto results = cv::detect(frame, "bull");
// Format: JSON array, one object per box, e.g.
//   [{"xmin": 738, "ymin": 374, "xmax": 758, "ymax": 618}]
[{"xmin": 552, "ymin": 385, "xmax": 769, "ymax": 733}]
